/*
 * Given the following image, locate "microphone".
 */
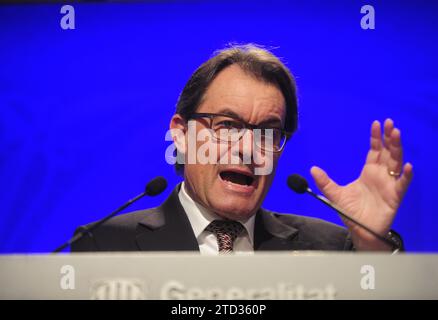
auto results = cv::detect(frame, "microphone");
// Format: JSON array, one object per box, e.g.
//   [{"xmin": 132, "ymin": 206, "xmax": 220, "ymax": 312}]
[
  {"xmin": 145, "ymin": 176, "xmax": 168, "ymax": 196},
  {"xmin": 53, "ymin": 176, "xmax": 168, "ymax": 253},
  {"xmin": 287, "ymin": 174, "xmax": 400, "ymax": 251}
]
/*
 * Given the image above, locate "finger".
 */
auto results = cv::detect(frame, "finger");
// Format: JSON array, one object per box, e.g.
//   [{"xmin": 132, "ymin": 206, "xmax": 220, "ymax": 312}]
[
  {"xmin": 366, "ymin": 120, "xmax": 382, "ymax": 164},
  {"xmin": 383, "ymin": 118, "xmax": 394, "ymax": 148},
  {"xmin": 310, "ymin": 166, "xmax": 342, "ymax": 204},
  {"xmin": 396, "ymin": 162, "xmax": 413, "ymax": 198},
  {"xmin": 388, "ymin": 127, "xmax": 403, "ymax": 173},
  {"xmin": 379, "ymin": 118, "xmax": 394, "ymax": 165}
]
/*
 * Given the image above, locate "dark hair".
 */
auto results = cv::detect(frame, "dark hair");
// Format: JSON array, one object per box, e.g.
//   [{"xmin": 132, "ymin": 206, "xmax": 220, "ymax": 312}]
[{"xmin": 174, "ymin": 43, "xmax": 299, "ymax": 174}]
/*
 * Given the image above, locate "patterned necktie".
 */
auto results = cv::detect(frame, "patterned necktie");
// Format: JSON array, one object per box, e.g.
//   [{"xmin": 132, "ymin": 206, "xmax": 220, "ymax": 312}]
[{"xmin": 205, "ymin": 220, "xmax": 244, "ymax": 253}]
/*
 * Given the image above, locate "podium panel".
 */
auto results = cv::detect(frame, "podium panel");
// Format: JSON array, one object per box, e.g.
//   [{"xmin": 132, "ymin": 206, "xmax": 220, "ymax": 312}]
[{"xmin": 0, "ymin": 253, "xmax": 437, "ymax": 299}]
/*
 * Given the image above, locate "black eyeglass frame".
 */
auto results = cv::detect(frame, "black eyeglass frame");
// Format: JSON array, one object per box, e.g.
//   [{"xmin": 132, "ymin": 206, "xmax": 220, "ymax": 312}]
[{"xmin": 185, "ymin": 112, "xmax": 293, "ymax": 153}]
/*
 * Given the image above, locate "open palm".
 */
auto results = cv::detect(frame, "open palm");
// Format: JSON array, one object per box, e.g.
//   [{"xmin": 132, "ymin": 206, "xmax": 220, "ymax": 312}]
[{"xmin": 311, "ymin": 119, "xmax": 413, "ymax": 251}]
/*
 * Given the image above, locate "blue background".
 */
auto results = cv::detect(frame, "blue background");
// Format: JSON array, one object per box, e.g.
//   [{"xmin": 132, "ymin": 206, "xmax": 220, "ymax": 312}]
[{"xmin": 0, "ymin": 0, "xmax": 437, "ymax": 253}]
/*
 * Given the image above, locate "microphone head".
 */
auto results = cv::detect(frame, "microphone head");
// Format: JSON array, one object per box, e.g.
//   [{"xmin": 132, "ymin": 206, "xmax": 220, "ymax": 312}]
[
  {"xmin": 145, "ymin": 176, "xmax": 168, "ymax": 196},
  {"xmin": 287, "ymin": 174, "xmax": 309, "ymax": 194}
]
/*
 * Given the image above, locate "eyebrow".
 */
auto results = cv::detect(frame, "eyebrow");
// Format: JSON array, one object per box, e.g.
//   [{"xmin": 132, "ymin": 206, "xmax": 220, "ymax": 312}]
[{"xmin": 217, "ymin": 107, "xmax": 283, "ymax": 127}]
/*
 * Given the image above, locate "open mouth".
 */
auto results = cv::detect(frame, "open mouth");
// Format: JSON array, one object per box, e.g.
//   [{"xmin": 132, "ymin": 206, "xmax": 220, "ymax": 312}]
[{"xmin": 219, "ymin": 170, "xmax": 254, "ymax": 186}]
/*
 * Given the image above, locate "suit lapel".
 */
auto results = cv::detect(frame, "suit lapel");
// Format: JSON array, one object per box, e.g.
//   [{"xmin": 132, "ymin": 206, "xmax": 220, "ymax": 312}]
[
  {"xmin": 135, "ymin": 183, "xmax": 200, "ymax": 251},
  {"xmin": 254, "ymin": 209, "xmax": 301, "ymax": 251}
]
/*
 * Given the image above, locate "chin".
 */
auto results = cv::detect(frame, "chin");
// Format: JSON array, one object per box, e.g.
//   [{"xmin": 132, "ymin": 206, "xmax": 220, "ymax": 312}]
[{"xmin": 210, "ymin": 199, "xmax": 257, "ymax": 221}]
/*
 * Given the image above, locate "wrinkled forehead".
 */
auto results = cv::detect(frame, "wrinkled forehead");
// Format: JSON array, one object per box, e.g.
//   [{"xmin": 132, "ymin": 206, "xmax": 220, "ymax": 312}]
[{"xmin": 197, "ymin": 66, "xmax": 287, "ymax": 126}]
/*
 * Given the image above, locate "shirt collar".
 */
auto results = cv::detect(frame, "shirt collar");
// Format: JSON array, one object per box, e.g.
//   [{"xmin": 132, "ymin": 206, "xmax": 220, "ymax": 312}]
[{"xmin": 178, "ymin": 181, "xmax": 255, "ymax": 246}]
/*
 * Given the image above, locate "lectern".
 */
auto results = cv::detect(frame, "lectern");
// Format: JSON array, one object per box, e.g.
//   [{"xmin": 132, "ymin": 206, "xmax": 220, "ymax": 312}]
[{"xmin": 0, "ymin": 253, "xmax": 437, "ymax": 299}]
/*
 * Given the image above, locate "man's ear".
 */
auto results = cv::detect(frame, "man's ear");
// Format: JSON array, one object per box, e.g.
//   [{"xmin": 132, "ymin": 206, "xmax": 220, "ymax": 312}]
[{"xmin": 169, "ymin": 114, "xmax": 187, "ymax": 154}]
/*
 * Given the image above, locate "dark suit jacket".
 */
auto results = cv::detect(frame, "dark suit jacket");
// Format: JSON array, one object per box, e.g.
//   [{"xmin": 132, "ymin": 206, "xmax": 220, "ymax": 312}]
[{"xmin": 71, "ymin": 184, "xmax": 355, "ymax": 252}]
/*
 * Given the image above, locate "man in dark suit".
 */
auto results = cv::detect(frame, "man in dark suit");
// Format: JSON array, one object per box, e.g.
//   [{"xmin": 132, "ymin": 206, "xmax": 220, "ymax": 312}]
[
  {"xmin": 72, "ymin": 183, "xmax": 354, "ymax": 252},
  {"xmin": 72, "ymin": 44, "xmax": 412, "ymax": 254}
]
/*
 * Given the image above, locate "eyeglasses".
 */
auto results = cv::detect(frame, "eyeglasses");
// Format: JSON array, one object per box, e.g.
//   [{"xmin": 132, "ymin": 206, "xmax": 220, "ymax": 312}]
[{"xmin": 187, "ymin": 112, "xmax": 292, "ymax": 153}]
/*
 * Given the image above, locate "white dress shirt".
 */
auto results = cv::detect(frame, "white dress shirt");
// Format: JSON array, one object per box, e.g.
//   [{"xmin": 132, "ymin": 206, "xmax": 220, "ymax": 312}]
[{"xmin": 178, "ymin": 182, "xmax": 255, "ymax": 255}]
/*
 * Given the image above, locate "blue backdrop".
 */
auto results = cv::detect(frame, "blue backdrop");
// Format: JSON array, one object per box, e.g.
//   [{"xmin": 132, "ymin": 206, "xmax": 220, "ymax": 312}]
[{"xmin": 0, "ymin": 0, "xmax": 437, "ymax": 253}]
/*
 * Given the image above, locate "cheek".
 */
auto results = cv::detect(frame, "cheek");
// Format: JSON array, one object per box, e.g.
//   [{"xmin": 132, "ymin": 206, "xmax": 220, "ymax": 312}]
[
  {"xmin": 257, "ymin": 154, "xmax": 280, "ymax": 189},
  {"xmin": 253, "ymin": 151, "xmax": 278, "ymax": 176},
  {"xmin": 186, "ymin": 127, "xmax": 224, "ymax": 165},
  {"xmin": 184, "ymin": 143, "xmax": 220, "ymax": 189}
]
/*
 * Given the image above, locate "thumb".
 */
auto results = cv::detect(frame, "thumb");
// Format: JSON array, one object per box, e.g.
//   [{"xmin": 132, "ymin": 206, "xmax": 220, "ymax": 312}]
[{"xmin": 310, "ymin": 166, "xmax": 341, "ymax": 203}]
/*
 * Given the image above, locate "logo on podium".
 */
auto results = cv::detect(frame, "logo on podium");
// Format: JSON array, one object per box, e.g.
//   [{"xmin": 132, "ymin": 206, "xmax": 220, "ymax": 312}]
[{"xmin": 90, "ymin": 279, "xmax": 146, "ymax": 300}]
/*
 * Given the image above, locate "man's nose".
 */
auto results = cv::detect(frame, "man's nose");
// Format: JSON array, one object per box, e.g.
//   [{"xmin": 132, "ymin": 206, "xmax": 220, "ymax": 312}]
[{"xmin": 231, "ymin": 128, "xmax": 254, "ymax": 164}]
